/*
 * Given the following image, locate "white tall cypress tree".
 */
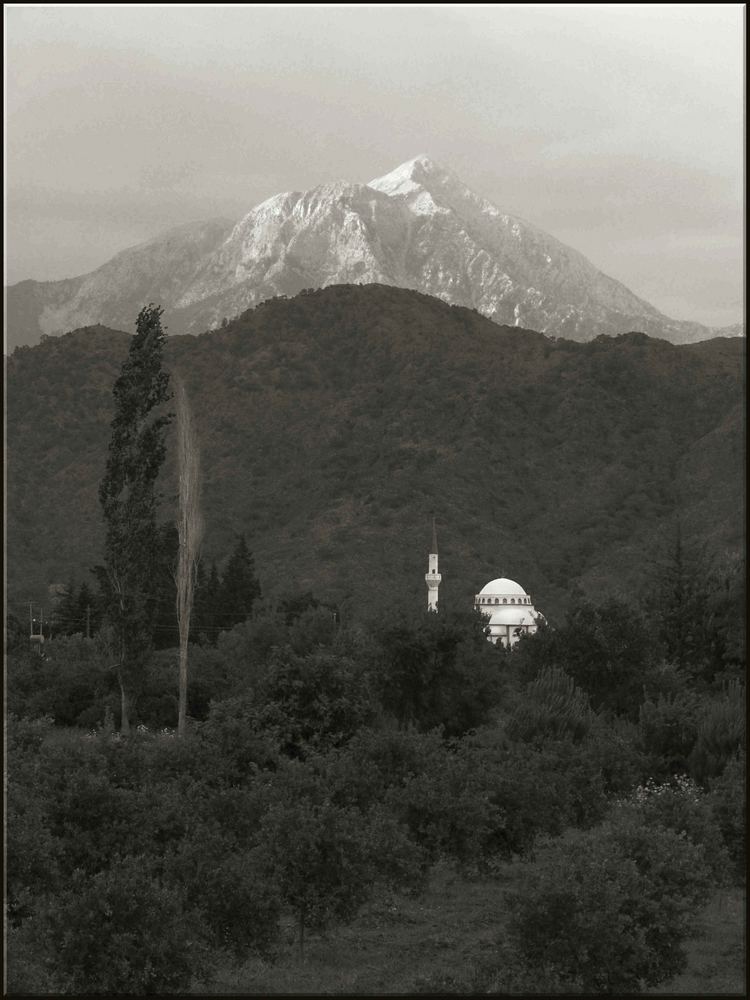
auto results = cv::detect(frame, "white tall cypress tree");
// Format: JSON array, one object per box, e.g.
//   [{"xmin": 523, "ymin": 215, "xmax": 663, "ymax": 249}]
[{"xmin": 175, "ymin": 376, "xmax": 203, "ymax": 737}]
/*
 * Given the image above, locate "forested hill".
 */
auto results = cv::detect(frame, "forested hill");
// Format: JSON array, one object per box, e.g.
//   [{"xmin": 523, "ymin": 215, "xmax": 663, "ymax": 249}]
[{"xmin": 7, "ymin": 284, "xmax": 744, "ymax": 620}]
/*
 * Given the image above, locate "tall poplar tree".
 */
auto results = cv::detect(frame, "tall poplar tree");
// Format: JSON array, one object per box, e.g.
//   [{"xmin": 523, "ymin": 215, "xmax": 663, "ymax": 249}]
[
  {"xmin": 174, "ymin": 376, "xmax": 203, "ymax": 736},
  {"xmin": 99, "ymin": 304, "xmax": 172, "ymax": 734}
]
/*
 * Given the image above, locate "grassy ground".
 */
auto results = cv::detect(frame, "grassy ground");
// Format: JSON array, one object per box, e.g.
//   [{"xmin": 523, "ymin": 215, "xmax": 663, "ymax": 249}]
[
  {"xmin": 197, "ymin": 866, "xmax": 745, "ymax": 996},
  {"xmin": 197, "ymin": 862, "xmax": 513, "ymax": 994}
]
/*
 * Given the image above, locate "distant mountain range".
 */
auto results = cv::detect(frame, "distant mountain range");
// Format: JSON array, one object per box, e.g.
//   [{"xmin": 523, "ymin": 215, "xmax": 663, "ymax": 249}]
[
  {"xmin": 6, "ymin": 285, "xmax": 743, "ymax": 618},
  {"xmin": 5, "ymin": 156, "xmax": 742, "ymax": 351}
]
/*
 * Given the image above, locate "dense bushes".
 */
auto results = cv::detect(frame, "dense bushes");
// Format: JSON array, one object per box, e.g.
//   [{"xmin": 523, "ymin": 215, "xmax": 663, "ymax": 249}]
[
  {"xmin": 6, "ymin": 588, "xmax": 745, "ymax": 993},
  {"xmin": 7, "ymin": 637, "xmax": 117, "ymax": 728},
  {"xmin": 255, "ymin": 648, "xmax": 378, "ymax": 755},
  {"xmin": 501, "ymin": 817, "xmax": 714, "ymax": 993},
  {"xmin": 708, "ymin": 749, "xmax": 746, "ymax": 875},
  {"xmin": 21, "ymin": 860, "xmax": 213, "ymax": 995},
  {"xmin": 638, "ymin": 688, "xmax": 702, "ymax": 779},
  {"xmin": 513, "ymin": 598, "xmax": 656, "ymax": 718},
  {"xmin": 373, "ymin": 609, "xmax": 504, "ymax": 736},
  {"xmin": 508, "ymin": 665, "xmax": 593, "ymax": 744},
  {"xmin": 612, "ymin": 774, "xmax": 730, "ymax": 882}
]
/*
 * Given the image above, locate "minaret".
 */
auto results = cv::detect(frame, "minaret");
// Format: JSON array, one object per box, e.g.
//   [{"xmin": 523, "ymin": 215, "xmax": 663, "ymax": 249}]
[{"xmin": 425, "ymin": 518, "xmax": 441, "ymax": 611}]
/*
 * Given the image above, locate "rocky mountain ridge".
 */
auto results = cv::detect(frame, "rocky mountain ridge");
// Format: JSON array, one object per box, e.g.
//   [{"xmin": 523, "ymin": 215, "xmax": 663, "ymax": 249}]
[{"xmin": 5, "ymin": 156, "xmax": 742, "ymax": 350}]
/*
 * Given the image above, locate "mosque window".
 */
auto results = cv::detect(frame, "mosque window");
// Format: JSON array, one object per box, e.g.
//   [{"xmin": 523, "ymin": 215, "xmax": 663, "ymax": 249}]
[
  {"xmin": 503, "ymin": 598, "xmax": 507, "ymax": 604},
  {"xmin": 495, "ymin": 598, "xmax": 499, "ymax": 604},
  {"xmin": 510, "ymin": 598, "xmax": 515, "ymax": 604}
]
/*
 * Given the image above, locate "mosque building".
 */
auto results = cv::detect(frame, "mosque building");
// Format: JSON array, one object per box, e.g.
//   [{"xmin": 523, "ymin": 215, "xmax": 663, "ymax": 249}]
[
  {"xmin": 473, "ymin": 577, "xmax": 544, "ymax": 646},
  {"xmin": 425, "ymin": 522, "xmax": 544, "ymax": 647}
]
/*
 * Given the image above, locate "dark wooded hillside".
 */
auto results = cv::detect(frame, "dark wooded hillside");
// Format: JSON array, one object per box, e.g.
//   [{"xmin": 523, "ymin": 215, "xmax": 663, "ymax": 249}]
[{"xmin": 6, "ymin": 285, "xmax": 743, "ymax": 620}]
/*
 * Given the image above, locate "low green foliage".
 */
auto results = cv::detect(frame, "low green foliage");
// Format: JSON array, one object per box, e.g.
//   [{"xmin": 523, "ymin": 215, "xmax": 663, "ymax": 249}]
[
  {"xmin": 31, "ymin": 859, "xmax": 212, "ymax": 994},
  {"xmin": 7, "ymin": 637, "xmax": 116, "ymax": 727},
  {"xmin": 612, "ymin": 774, "xmax": 730, "ymax": 882},
  {"xmin": 639, "ymin": 688, "xmax": 702, "ymax": 780},
  {"xmin": 255, "ymin": 647, "xmax": 378, "ymax": 756},
  {"xmin": 515, "ymin": 597, "xmax": 657, "ymax": 718},
  {"xmin": 504, "ymin": 817, "xmax": 714, "ymax": 993},
  {"xmin": 689, "ymin": 678, "xmax": 745, "ymax": 784},
  {"xmin": 708, "ymin": 749, "xmax": 746, "ymax": 875},
  {"xmin": 6, "ymin": 574, "xmax": 744, "ymax": 993},
  {"xmin": 508, "ymin": 665, "xmax": 593, "ymax": 744},
  {"xmin": 164, "ymin": 829, "xmax": 282, "ymax": 961},
  {"xmin": 252, "ymin": 779, "xmax": 419, "ymax": 955},
  {"xmin": 374, "ymin": 609, "xmax": 503, "ymax": 736}
]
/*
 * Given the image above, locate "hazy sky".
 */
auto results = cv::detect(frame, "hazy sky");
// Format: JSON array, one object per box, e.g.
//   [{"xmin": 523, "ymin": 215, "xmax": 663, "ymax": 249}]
[{"xmin": 5, "ymin": 3, "xmax": 744, "ymax": 326}]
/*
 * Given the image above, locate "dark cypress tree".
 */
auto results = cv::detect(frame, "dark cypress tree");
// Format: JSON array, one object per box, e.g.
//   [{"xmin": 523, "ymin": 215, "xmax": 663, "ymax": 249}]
[
  {"xmin": 219, "ymin": 535, "xmax": 261, "ymax": 630},
  {"xmin": 651, "ymin": 526, "xmax": 703, "ymax": 671},
  {"xmin": 194, "ymin": 560, "xmax": 222, "ymax": 643},
  {"xmin": 98, "ymin": 304, "xmax": 172, "ymax": 734}
]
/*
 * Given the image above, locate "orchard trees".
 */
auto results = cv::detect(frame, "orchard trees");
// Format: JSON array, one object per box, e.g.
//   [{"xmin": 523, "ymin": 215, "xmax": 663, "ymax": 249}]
[
  {"xmin": 374, "ymin": 608, "xmax": 503, "ymax": 736},
  {"xmin": 502, "ymin": 817, "xmax": 714, "ymax": 993}
]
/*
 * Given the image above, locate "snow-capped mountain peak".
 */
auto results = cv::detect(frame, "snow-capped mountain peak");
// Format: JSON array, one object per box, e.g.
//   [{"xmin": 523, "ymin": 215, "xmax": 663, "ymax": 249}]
[
  {"xmin": 5, "ymin": 156, "xmax": 738, "ymax": 350},
  {"xmin": 368, "ymin": 153, "xmax": 442, "ymax": 195}
]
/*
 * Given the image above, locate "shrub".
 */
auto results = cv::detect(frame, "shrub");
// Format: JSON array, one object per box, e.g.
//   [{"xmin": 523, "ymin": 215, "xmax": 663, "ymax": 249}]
[
  {"xmin": 27, "ymin": 858, "xmax": 213, "ymax": 994},
  {"xmin": 200, "ymin": 693, "xmax": 282, "ymax": 781},
  {"xmin": 255, "ymin": 647, "xmax": 377, "ymax": 756},
  {"xmin": 612, "ymin": 774, "xmax": 729, "ymax": 882},
  {"xmin": 638, "ymin": 689, "xmax": 702, "ymax": 780},
  {"xmin": 689, "ymin": 680, "xmax": 745, "ymax": 784},
  {"xmin": 708, "ymin": 749, "xmax": 746, "ymax": 877},
  {"xmin": 514, "ymin": 598, "xmax": 656, "ymax": 719},
  {"xmin": 505, "ymin": 817, "xmax": 713, "ymax": 993},
  {"xmin": 6, "ymin": 784, "xmax": 61, "ymax": 925},
  {"xmin": 508, "ymin": 666, "xmax": 593, "ymax": 744},
  {"xmin": 163, "ymin": 827, "xmax": 282, "ymax": 961},
  {"xmin": 251, "ymin": 792, "xmax": 418, "ymax": 955},
  {"xmin": 374, "ymin": 609, "xmax": 503, "ymax": 736},
  {"xmin": 322, "ymin": 726, "xmax": 447, "ymax": 812},
  {"xmin": 375, "ymin": 733, "xmax": 608, "ymax": 869},
  {"xmin": 384, "ymin": 745, "xmax": 503, "ymax": 871},
  {"xmin": 6, "ymin": 637, "xmax": 115, "ymax": 727},
  {"xmin": 583, "ymin": 713, "xmax": 646, "ymax": 796}
]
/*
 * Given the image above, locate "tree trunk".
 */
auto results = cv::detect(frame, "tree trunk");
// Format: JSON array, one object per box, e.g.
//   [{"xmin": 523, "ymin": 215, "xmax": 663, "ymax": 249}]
[
  {"xmin": 175, "ymin": 377, "xmax": 203, "ymax": 738},
  {"xmin": 118, "ymin": 670, "xmax": 131, "ymax": 735},
  {"xmin": 177, "ymin": 619, "xmax": 189, "ymax": 736}
]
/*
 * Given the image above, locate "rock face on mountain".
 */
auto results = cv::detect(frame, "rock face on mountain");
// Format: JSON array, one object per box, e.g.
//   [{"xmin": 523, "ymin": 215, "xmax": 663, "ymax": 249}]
[{"xmin": 5, "ymin": 156, "xmax": 740, "ymax": 350}]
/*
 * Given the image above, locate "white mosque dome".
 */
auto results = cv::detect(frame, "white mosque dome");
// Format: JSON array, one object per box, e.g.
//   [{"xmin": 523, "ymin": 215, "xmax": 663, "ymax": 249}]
[
  {"xmin": 488, "ymin": 606, "xmax": 538, "ymax": 626},
  {"xmin": 479, "ymin": 577, "xmax": 527, "ymax": 597},
  {"xmin": 473, "ymin": 573, "xmax": 542, "ymax": 647}
]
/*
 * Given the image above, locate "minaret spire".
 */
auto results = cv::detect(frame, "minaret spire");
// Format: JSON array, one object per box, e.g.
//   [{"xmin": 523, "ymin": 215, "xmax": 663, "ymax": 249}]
[{"xmin": 425, "ymin": 517, "xmax": 441, "ymax": 611}]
